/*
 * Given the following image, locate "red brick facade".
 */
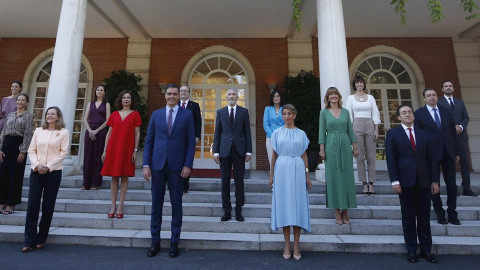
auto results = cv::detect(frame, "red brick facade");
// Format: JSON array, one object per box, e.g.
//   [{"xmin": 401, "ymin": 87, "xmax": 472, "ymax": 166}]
[{"xmin": 0, "ymin": 37, "xmax": 464, "ymax": 170}]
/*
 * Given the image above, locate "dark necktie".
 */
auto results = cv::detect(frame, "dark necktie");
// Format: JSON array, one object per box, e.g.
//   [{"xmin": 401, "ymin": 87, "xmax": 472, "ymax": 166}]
[
  {"xmin": 168, "ymin": 108, "xmax": 173, "ymax": 135},
  {"xmin": 432, "ymin": 108, "xmax": 441, "ymax": 129},
  {"xmin": 449, "ymin": 97, "xmax": 454, "ymax": 111},
  {"xmin": 230, "ymin": 108, "xmax": 234, "ymax": 125},
  {"xmin": 408, "ymin": 128, "xmax": 416, "ymax": 151},
  {"xmin": 182, "ymin": 102, "xmax": 186, "ymax": 109}
]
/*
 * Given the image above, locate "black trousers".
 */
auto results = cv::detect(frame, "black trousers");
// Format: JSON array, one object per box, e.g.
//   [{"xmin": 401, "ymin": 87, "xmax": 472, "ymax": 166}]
[
  {"xmin": 0, "ymin": 136, "xmax": 27, "ymax": 206},
  {"xmin": 182, "ymin": 176, "xmax": 190, "ymax": 192},
  {"xmin": 24, "ymin": 170, "xmax": 62, "ymax": 247},
  {"xmin": 431, "ymin": 146, "xmax": 458, "ymax": 220},
  {"xmin": 399, "ymin": 179, "xmax": 432, "ymax": 254},
  {"xmin": 220, "ymin": 146, "xmax": 245, "ymax": 215}
]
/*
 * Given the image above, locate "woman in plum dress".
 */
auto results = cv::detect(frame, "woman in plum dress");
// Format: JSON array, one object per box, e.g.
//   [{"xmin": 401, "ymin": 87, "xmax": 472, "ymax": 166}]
[
  {"xmin": 0, "ymin": 81, "xmax": 23, "ymax": 135},
  {"xmin": 82, "ymin": 84, "xmax": 111, "ymax": 190},
  {"xmin": 101, "ymin": 90, "xmax": 141, "ymax": 219},
  {"xmin": 269, "ymin": 104, "xmax": 312, "ymax": 261}
]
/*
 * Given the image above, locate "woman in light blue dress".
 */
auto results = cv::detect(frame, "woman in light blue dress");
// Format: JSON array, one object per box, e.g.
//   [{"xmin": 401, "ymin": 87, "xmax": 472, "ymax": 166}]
[
  {"xmin": 269, "ymin": 104, "xmax": 312, "ymax": 261},
  {"xmin": 263, "ymin": 90, "xmax": 285, "ymax": 167}
]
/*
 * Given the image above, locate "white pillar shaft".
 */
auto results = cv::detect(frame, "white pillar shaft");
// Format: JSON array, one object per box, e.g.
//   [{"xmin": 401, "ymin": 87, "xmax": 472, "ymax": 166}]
[
  {"xmin": 46, "ymin": 0, "xmax": 87, "ymax": 138},
  {"xmin": 317, "ymin": 0, "xmax": 350, "ymax": 108}
]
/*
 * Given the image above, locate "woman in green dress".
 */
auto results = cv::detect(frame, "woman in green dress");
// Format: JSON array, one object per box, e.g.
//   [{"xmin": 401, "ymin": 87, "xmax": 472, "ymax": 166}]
[{"xmin": 319, "ymin": 87, "xmax": 359, "ymax": 225}]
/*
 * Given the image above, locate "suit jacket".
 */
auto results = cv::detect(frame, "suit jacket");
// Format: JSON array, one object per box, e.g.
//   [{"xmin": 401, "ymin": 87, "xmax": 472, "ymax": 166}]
[
  {"xmin": 213, "ymin": 105, "xmax": 252, "ymax": 158},
  {"xmin": 386, "ymin": 126, "xmax": 439, "ymax": 188},
  {"xmin": 143, "ymin": 107, "xmax": 196, "ymax": 171},
  {"xmin": 179, "ymin": 100, "xmax": 202, "ymax": 139},
  {"xmin": 414, "ymin": 105, "xmax": 456, "ymax": 160},
  {"xmin": 438, "ymin": 96, "xmax": 469, "ymax": 140}
]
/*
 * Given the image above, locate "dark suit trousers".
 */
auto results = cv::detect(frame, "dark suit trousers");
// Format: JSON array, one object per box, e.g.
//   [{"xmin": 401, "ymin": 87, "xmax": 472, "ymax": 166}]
[
  {"xmin": 399, "ymin": 179, "xmax": 432, "ymax": 254},
  {"xmin": 456, "ymin": 137, "xmax": 471, "ymax": 189},
  {"xmin": 150, "ymin": 161, "xmax": 183, "ymax": 244},
  {"xmin": 0, "ymin": 136, "xmax": 27, "ymax": 206},
  {"xmin": 182, "ymin": 176, "xmax": 190, "ymax": 192},
  {"xmin": 220, "ymin": 145, "xmax": 245, "ymax": 215},
  {"xmin": 431, "ymin": 146, "xmax": 458, "ymax": 220},
  {"xmin": 24, "ymin": 170, "xmax": 62, "ymax": 247}
]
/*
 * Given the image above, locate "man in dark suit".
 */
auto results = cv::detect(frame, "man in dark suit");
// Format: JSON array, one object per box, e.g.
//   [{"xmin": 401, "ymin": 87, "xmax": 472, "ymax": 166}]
[
  {"xmin": 143, "ymin": 84, "xmax": 196, "ymax": 258},
  {"xmin": 438, "ymin": 80, "xmax": 476, "ymax": 197},
  {"xmin": 386, "ymin": 104, "xmax": 440, "ymax": 264},
  {"xmin": 414, "ymin": 88, "xmax": 460, "ymax": 225},
  {"xmin": 179, "ymin": 85, "xmax": 202, "ymax": 194},
  {"xmin": 213, "ymin": 87, "xmax": 252, "ymax": 222}
]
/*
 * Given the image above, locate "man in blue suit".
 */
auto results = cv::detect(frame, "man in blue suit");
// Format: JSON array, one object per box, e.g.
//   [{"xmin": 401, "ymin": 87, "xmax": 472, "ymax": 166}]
[
  {"xmin": 213, "ymin": 87, "xmax": 252, "ymax": 222},
  {"xmin": 386, "ymin": 104, "xmax": 439, "ymax": 264},
  {"xmin": 414, "ymin": 88, "xmax": 459, "ymax": 225},
  {"xmin": 438, "ymin": 80, "xmax": 476, "ymax": 197},
  {"xmin": 143, "ymin": 84, "xmax": 196, "ymax": 258}
]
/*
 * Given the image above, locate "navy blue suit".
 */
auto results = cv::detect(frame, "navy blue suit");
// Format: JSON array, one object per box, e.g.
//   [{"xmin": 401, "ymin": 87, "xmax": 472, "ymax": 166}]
[
  {"xmin": 143, "ymin": 106, "xmax": 196, "ymax": 244},
  {"xmin": 386, "ymin": 126, "xmax": 439, "ymax": 254},
  {"xmin": 414, "ymin": 105, "xmax": 458, "ymax": 220}
]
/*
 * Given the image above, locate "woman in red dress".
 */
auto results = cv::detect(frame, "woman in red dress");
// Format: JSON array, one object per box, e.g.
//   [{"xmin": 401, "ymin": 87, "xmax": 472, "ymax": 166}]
[{"xmin": 101, "ymin": 90, "xmax": 141, "ymax": 219}]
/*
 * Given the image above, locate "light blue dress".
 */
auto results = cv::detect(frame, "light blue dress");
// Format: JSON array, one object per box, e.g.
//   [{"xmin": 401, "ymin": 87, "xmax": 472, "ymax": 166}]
[{"xmin": 271, "ymin": 127, "xmax": 311, "ymax": 232}]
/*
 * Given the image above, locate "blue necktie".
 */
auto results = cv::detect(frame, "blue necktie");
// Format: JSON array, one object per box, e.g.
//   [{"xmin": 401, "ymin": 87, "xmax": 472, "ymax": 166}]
[{"xmin": 432, "ymin": 108, "xmax": 441, "ymax": 129}]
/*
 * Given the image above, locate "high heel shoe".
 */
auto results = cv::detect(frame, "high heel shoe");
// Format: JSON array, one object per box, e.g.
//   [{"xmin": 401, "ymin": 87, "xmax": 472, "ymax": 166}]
[
  {"xmin": 293, "ymin": 254, "xmax": 302, "ymax": 261},
  {"xmin": 368, "ymin": 182, "xmax": 376, "ymax": 196},
  {"xmin": 342, "ymin": 210, "xmax": 351, "ymax": 225},
  {"xmin": 3, "ymin": 206, "xmax": 15, "ymax": 215},
  {"xmin": 116, "ymin": 213, "xmax": 124, "ymax": 219},
  {"xmin": 283, "ymin": 253, "xmax": 291, "ymax": 260},
  {"xmin": 108, "ymin": 210, "xmax": 115, "ymax": 218},
  {"xmin": 335, "ymin": 210, "xmax": 343, "ymax": 225}
]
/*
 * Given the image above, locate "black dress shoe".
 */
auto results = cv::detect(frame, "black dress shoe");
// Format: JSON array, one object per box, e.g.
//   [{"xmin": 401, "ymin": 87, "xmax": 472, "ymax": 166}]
[
  {"xmin": 169, "ymin": 243, "xmax": 179, "ymax": 258},
  {"xmin": 448, "ymin": 218, "xmax": 461, "ymax": 225},
  {"xmin": 463, "ymin": 189, "xmax": 478, "ymax": 197},
  {"xmin": 147, "ymin": 242, "xmax": 160, "ymax": 257},
  {"xmin": 407, "ymin": 252, "xmax": 418, "ymax": 263},
  {"xmin": 221, "ymin": 214, "xmax": 231, "ymax": 221},
  {"xmin": 235, "ymin": 213, "xmax": 245, "ymax": 222},
  {"xmin": 437, "ymin": 217, "xmax": 448, "ymax": 225},
  {"xmin": 420, "ymin": 250, "xmax": 437, "ymax": 263}
]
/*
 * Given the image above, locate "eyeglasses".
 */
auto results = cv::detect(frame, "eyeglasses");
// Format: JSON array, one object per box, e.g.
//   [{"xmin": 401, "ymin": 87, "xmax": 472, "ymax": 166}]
[{"xmin": 179, "ymin": 90, "xmax": 190, "ymax": 93}]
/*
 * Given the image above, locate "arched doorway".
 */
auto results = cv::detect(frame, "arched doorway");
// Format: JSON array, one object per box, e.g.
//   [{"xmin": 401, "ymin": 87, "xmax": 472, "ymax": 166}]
[
  {"xmin": 353, "ymin": 54, "xmax": 419, "ymax": 169},
  {"xmin": 25, "ymin": 52, "xmax": 93, "ymax": 166}
]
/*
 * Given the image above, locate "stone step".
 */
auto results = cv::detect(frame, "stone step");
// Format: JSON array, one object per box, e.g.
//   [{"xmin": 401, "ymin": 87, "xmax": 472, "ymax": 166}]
[
  {"xmin": 23, "ymin": 175, "xmax": 480, "ymax": 195},
  {"xmin": 1, "ymin": 225, "xmax": 479, "ymax": 255},
  {"xmin": 2, "ymin": 211, "xmax": 479, "ymax": 237},
  {"xmin": 20, "ymin": 187, "xmax": 480, "ymax": 207},
  {"xmin": 9, "ymin": 199, "xmax": 480, "ymax": 221}
]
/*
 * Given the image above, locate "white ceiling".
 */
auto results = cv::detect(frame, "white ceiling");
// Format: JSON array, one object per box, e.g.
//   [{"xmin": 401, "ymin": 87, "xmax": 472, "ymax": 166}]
[{"xmin": 0, "ymin": 0, "xmax": 479, "ymax": 39}]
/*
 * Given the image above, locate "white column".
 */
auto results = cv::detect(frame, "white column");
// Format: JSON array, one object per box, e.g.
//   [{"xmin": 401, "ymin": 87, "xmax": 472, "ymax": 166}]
[
  {"xmin": 45, "ymin": 0, "xmax": 87, "ymax": 175},
  {"xmin": 46, "ymin": 0, "xmax": 87, "ymax": 135},
  {"xmin": 317, "ymin": 0, "xmax": 350, "ymax": 107}
]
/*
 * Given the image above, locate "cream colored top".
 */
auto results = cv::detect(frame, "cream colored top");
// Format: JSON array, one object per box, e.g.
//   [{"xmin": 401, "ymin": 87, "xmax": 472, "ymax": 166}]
[
  {"xmin": 28, "ymin": 127, "xmax": 69, "ymax": 172},
  {"xmin": 345, "ymin": 94, "xmax": 381, "ymax": 124}
]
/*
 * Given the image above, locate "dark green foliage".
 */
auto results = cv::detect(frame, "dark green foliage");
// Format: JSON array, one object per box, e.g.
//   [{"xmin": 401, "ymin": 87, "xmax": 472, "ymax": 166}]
[
  {"xmin": 103, "ymin": 69, "xmax": 148, "ymax": 150},
  {"xmin": 283, "ymin": 70, "xmax": 321, "ymax": 154}
]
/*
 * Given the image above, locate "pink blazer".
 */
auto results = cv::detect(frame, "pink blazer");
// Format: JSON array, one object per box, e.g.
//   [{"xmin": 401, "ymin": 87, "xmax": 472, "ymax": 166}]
[{"xmin": 28, "ymin": 128, "xmax": 69, "ymax": 172}]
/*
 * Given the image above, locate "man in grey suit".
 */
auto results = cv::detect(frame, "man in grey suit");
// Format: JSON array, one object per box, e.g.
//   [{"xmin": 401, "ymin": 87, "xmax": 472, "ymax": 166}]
[
  {"xmin": 438, "ymin": 80, "xmax": 477, "ymax": 197},
  {"xmin": 213, "ymin": 87, "xmax": 252, "ymax": 222}
]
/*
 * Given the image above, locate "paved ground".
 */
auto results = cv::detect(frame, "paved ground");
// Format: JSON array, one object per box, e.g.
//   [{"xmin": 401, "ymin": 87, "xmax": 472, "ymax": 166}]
[{"xmin": 1, "ymin": 242, "xmax": 479, "ymax": 270}]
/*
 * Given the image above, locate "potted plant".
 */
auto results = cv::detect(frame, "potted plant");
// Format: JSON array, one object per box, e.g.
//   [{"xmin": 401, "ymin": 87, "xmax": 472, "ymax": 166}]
[{"xmin": 283, "ymin": 70, "xmax": 321, "ymax": 170}]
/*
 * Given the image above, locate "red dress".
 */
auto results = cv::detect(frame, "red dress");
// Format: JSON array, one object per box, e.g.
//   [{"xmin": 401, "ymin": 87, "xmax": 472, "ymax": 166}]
[{"xmin": 101, "ymin": 111, "xmax": 141, "ymax": 177}]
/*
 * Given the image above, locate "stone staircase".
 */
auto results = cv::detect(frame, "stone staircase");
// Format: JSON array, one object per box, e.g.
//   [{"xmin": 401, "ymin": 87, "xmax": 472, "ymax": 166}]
[{"xmin": 1, "ymin": 170, "xmax": 479, "ymax": 255}]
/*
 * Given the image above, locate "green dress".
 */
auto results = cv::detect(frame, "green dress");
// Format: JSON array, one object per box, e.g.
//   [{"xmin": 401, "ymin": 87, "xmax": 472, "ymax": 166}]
[{"xmin": 318, "ymin": 108, "xmax": 357, "ymax": 209}]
